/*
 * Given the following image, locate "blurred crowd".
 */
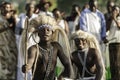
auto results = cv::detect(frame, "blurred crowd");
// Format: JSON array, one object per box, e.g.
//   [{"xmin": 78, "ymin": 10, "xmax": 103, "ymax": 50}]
[{"xmin": 0, "ymin": 0, "xmax": 120, "ymax": 80}]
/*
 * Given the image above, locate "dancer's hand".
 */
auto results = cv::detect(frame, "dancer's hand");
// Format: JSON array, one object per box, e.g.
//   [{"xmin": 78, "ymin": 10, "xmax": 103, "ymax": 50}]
[{"xmin": 22, "ymin": 64, "xmax": 29, "ymax": 73}]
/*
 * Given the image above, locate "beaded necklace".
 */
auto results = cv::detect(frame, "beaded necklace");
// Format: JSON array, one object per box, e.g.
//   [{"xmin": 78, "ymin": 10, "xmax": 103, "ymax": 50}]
[{"xmin": 39, "ymin": 45, "xmax": 54, "ymax": 80}]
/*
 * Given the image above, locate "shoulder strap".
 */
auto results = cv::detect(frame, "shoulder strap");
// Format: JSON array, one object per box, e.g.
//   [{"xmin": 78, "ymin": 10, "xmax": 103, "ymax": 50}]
[
  {"xmin": 78, "ymin": 48, "xmax": 95, "ymax": 79},
  {"xmin": 78, "ymin": 48, "xmax": 88, "ymax": 78}
]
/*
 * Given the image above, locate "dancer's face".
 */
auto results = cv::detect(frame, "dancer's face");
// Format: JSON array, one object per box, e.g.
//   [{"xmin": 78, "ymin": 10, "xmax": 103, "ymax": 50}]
[
  {"xmin": 74, "ymin": 38, "xmax": 87, "ymax": 50},
  {"xmin": 38, "ymin": 26, "xmax": 53, "ymax": 42}
]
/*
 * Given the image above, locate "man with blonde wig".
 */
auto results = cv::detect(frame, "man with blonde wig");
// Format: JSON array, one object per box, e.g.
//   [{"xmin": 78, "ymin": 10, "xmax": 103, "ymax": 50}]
[
  {"xmin": 21, "ymin": 14, "xmax": 73, "ymax": 80},
  {"xmin": 70, "ymin": 30, "xmax": 105, "ymax": 80}
]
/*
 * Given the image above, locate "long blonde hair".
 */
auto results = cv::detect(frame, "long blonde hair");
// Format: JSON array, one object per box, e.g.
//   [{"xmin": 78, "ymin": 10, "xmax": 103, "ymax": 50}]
[{"xmin": 70, "ymin": 30, "xmax": 106, "ymax": 79}]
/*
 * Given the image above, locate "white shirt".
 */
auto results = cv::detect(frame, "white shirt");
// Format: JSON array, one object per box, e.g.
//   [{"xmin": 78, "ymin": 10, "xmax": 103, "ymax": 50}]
[{"xmin": 107, "ymin": 16, "xmax": 120, "ymax": 43}]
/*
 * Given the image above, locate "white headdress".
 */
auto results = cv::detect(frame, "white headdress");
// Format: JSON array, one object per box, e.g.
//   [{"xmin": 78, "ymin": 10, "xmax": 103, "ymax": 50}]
[
  {"xmin": 20, "ymin": 14, "xmax": 74, "ymax": 78},
  {"xmin": 70, "ymin": 30, "xmax": 106, "ymax": 79}
]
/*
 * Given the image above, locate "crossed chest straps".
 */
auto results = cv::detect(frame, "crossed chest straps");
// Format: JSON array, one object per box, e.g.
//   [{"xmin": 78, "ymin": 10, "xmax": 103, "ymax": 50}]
[
  {"xmin": 77, "ymin": 48, "xmax": 95, "ymax": 78},
  {"xmin": 38, "ymin": 45, "xmax": 54, "ymax": 80}
]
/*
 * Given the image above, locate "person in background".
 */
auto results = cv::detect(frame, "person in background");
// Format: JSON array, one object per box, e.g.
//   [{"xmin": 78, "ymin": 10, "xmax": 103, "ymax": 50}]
[
  {"xmin": 104, "ymin": 0, "xmax": 115, "ymax": 32},
  {"xmin": 34, "ymin": 0, "xmax": 47, "ymax": 14},
  {"xmin": 107, "ymin": 5, "xmax": 120, "ymax": 80},
  {"xmin": 52, "ymin": 8, "xmax": 69, "ymax": 36},
  {"xmin": 66, "ymin": 4, "xmax": 81, "ymax": 35},
  {"xmin": 36, "ymin": 1, "xmax": 53, "ymax": 17},
  {"xmin": 80, "ymin": 0, "xmax": 107, "ymax": 44},
  {"xmin": 104, "ymin": 1, "xmax": 115, "ymax": 79}
]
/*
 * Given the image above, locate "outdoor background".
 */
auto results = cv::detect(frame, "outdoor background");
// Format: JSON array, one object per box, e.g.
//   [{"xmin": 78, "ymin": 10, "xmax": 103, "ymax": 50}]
[{"xmin": 0, "ymin": 0, "xmax": 120, "ymax": 16}]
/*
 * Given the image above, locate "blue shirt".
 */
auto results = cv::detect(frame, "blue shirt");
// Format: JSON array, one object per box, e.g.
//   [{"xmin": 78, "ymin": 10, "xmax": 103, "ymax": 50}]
[{"xmin": 79, "ymin": 8, "xmax": 106, "ymax": 40}]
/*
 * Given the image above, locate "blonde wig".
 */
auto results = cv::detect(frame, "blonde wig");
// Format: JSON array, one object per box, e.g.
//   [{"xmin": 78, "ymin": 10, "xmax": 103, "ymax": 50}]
[{"xmin": 70, "ymin": 30, "xmax": 106, "ymax": 80}]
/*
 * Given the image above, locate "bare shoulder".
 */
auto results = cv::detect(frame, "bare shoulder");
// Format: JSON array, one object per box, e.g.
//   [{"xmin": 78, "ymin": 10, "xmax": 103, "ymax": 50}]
[
  {"xmin": 88, "ymin": 48, "xmax": 100, "ymax": 58},
  {"xmin": 28, "ymin": 45, "xmax": 37, "ymax": 53}
]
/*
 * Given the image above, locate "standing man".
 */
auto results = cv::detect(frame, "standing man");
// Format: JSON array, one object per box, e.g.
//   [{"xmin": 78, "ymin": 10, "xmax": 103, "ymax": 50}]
[
  {"xmin": 80, "ymin": 0, "xmax": 107, "ymax": 44},
  {"xmin": 22, "ymin": 15, "xmax": 72, "ymax": 80}
]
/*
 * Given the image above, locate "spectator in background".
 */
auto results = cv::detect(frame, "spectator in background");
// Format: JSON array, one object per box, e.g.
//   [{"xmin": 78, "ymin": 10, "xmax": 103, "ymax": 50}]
[
  {"xmin": 107, "ymin": 5, "xmax": 120, "ymax": 80},
  {"xmin": 104, "ymin": 1, "xmax": 115, "ymax": 80},
  {"xmin": 80, "ymin": 0, "xmax": 107, "ymax": 44},
  {"xmin": 104, "ymin": 0, "xmax": 115, "ymax": 32},
  {"xmin": 52, "ymin": 8, "xmax": 69, "ymax": 35},
  {"xmin": 66, "ymin": 4, "xmax": 81, "ymax": 36},
  {"xmin": 35, "ymin": 0, "xmax": 48, "ymax": 13},
  {"xmin": 15, "ymin": 2, "xmax": 38, "ymax": 45},
  {"xmin": 36, "ymin": 1, "xmax": 53, "ymax": 17}
]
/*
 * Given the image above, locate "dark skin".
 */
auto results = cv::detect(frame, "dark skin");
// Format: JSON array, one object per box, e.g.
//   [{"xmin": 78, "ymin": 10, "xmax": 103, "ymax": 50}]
[
  {"xmin": 89, "ymin": 0, "xmax": 98, "ymax": 12},
  {"xmin": 71, "ymin": 38, "xmax": 103, "ymax": 80},
  {"xmin": 22, "ymin": 26, "xmax": 71, "ymax": 80}
]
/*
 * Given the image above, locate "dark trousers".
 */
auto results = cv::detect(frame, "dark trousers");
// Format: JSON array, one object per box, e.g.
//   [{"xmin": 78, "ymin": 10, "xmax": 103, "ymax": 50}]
[{"xmin": 109, "ymin": 43, "xmax": 120, "ymax": 80}]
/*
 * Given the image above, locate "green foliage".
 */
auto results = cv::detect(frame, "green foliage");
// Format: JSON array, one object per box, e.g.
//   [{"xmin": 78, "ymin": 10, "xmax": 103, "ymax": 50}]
[{"xmin": 48, "ymin": 0, "xmax": 57, "ymax": 11}]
